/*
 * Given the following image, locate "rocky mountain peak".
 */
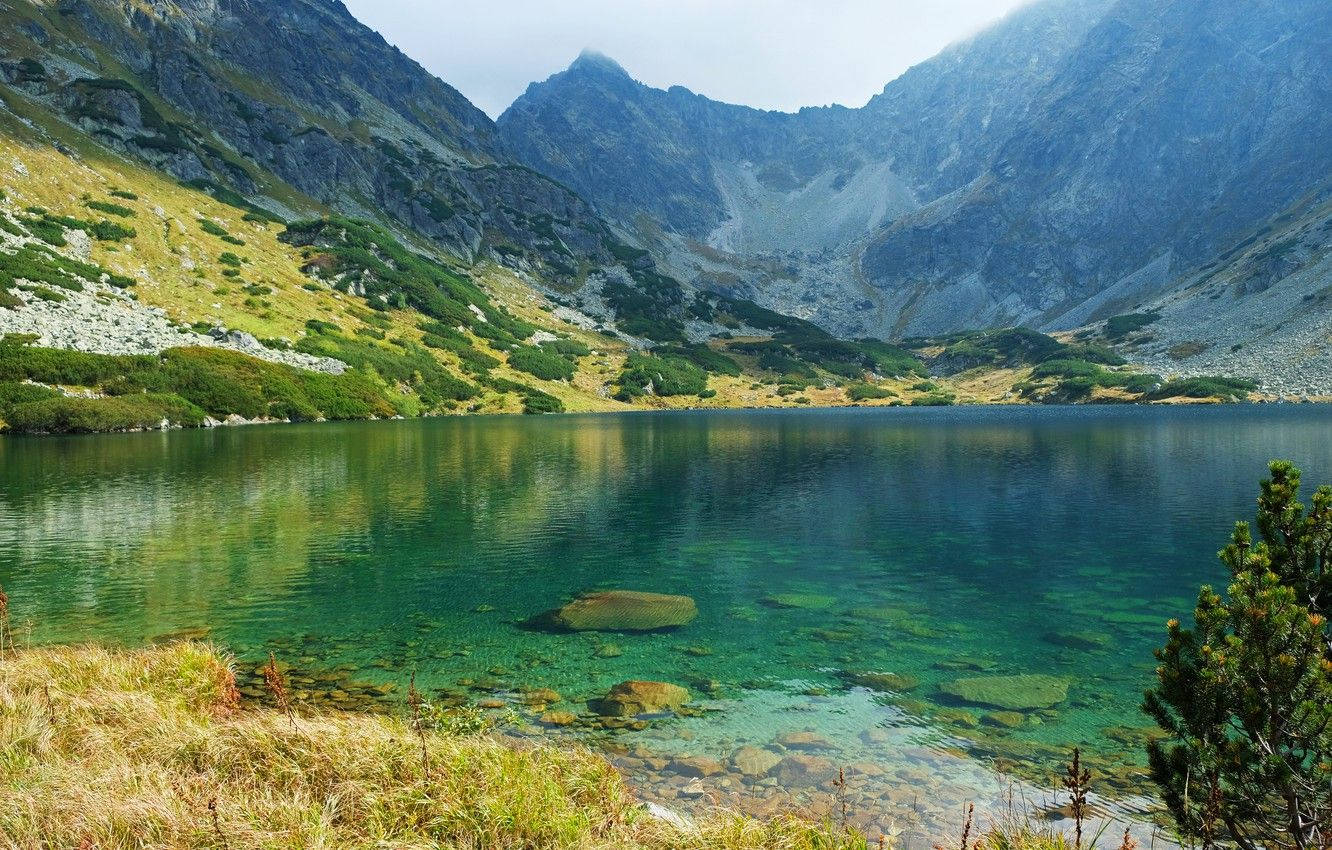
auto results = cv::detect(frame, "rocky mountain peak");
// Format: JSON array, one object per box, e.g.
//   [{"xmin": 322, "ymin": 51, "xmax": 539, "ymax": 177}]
[{"xmin": 568, "ymin": 49, "xmax": 631, "ymax": 78}]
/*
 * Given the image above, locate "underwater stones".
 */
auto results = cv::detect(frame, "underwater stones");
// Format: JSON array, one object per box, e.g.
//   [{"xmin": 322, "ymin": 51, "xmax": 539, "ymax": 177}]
[
  {"xmin": 860, "ymin": 727, "xmax": 891, "ymax": 746},
  {"xmin": 1042, "ymin": 630, "xmax": 1110, "ymax": 651},
  {"xmin": 842, "ymin": 671, "xmax": 920, "ymax": 692},
  {"xmin": 774, "ymin": 753, "xmax": 837, "ymax": 786},
  {"xmin": 846, "ymin": 604, "xmax": 913, "ymax": 621},
  {"xmin": 933, "ymin": 656, "xmax": 999, "ymax": 672},
  {"xmin": 476, "ymin": 698, "xmax": 506, "ymax": 709},
  {"xmin": 593, "ymin": 643, "xmax": 623, "ymax": 658},
  {"xmin": 547, "ymin": 590, "xmax": 698, "ymax": 632},
  {"xmin": 539, "ymin": 710, "xmax": 576, "ymax": 726},
  {"xmin": 678, "ymin": 779, "xmax": 709, "ymax": 799},
  {"xmin": 519, "ymin": 687, "xmax": 562, "ymax": 705},
  {"xmin": 934, "ymin": 707, "xmax": 980, "ymax": 728},
  {"xmin": 591, "ymin": 680, "xmax": 690, "ymax": 717},
  {"xmin": 670, "ymin": 756, "xmax": 724, "ymax": 777},
  {"xmin": 939, "ymin": 674, "xmax": 1070, "ymax": 711},
  {"xmin": 731, "ymin": 746, "xmax": 782, "ymax": 777},
  {"xmin": 762, "ymin": 592, "xmax": 836, "ymax": 610},
  {"xmin": 775, "ymin": 731, "xmax": 836, "ymax": 751},
  {"xmin": 982, "ymin": 711, "xmax": 1026, "ymax": 729}
]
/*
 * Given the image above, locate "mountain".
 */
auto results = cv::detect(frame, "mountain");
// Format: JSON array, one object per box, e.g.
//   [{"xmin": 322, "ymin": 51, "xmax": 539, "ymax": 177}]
[
  {"xmin": 499, "ymin": 0, "xmax": 1112, "ymax": 252},
  {"xmin": 0, "ymin": 0, "xmax": 1319, "ymax": 435},
  {"xmin": 4, "ymin": 0, "xmax": 1059, "ymax": 434},
  {"xmin": 1, "ymin": 0, "xmax": 620, "ymax": 277},
  {"xmin": 498, "ymin": 0, "xmax": 1332, "ymax": 390}
]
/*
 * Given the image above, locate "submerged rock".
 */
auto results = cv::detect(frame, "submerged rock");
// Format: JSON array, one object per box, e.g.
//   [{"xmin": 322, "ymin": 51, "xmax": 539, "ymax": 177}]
[
  {"xmin": 539, "ymin": 710, "xmax": 577, "ymax": 726},
  {"xmin": 731, "ymin": 745, "xmax": 782, "ymax": 777},
  {"xmin": 939, "ymin": 674, "xmax": 1070, "ymax": 711},
  {"xmin": 775, "ymin": 731, "xmax": 837, "ymax": 751},
  {"xmin": 1042, "ymin": 630, "xmax": 1110, "ymax": 651},
  {"xmin": 762, "ymin": 592, "xmax": 836, "ymax": 610},
  {"xmin": 842, "ymin": 671, "xmax": 920, "ymax": 692},
  {"xmin": 982, "ymin": 711, "xmax": 1027, "ymax": 729},
  {"xmin": 774, "ymin": 753, "xmax": 837, "ymax": 786},
  {"xmin": 669, "ymin": 755, "xmax": 724, "ymax": 777},
  {"xmin": 590, "ymin": 680, "xmax": 690, "ymax": 717},
  {"xmin": 543, "ymin": 590, "xmax": 698, "ymax": 632}
]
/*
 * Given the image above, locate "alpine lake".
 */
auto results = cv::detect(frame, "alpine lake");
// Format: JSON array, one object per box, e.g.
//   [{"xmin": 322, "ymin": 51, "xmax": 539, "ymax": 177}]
[{"xmin": 4, "ymin": 405, "xmax": 1330, "ymax": 844}]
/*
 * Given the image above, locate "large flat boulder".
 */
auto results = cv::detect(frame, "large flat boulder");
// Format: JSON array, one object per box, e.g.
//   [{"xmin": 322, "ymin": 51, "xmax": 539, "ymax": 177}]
[
  {"xmin": 590, "ymin": 680, "xmax": 690, "ymax": 717},
  {"xmin": 549, "ymin": 590, "xmax": 697, "ymax": 632},
  {"xmin": 938, "ymin": 674, "xmax": 1070, "ymax": 711}
]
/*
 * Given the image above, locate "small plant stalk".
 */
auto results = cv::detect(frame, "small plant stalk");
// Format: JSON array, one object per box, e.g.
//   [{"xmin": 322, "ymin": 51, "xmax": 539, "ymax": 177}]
[
  {"xmin": 262, "ymin": 652, "xmax": 297, "ymax": 730},
  {"xmin": 407, "ymin": 671, "xmax": 430, "ymax": 778},
  {"xmin": 1063, "ymin": 748, "xmax": 1092, "ymax": 850},
  {"xmin": 208, "ymin": 797, "xmax": 229, "ymax": 850}
]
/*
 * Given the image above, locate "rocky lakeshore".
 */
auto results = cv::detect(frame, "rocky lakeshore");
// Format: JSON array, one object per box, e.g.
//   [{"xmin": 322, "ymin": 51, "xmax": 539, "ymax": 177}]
[{"xmin": 210, "ymin": 588, "xmax": 1169, "ymax": 848}]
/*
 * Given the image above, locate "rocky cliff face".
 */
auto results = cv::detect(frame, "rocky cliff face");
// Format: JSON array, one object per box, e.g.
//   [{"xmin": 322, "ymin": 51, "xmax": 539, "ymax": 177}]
[
  {"xmin": 0, "ymin": 0, "xmax": 621, "ymax": 282},
  {"xmin": 864, "ymin": 0, "xmax": 1332, "ymax": 337},
  {"xmin": 498, "ymin": 0, "xmax": 1332, "ymax": 352}
]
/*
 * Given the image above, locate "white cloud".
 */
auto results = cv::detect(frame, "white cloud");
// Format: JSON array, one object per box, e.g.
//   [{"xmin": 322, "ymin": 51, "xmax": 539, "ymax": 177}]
[{"xmin": 341, "ymin": 0, "xmax": 1031, "ymax": 118}]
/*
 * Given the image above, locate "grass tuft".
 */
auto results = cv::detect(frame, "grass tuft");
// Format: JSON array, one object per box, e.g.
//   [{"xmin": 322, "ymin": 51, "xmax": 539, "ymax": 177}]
[{"xmin": 0, "ymin": 642, "xmax": 865, "ymax": 849}]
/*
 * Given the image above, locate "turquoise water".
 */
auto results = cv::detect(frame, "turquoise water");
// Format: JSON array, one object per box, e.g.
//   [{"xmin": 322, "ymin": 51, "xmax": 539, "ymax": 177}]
[{"xmin": 3, "ymin": 405, "xmax": 1330, "ymax": 839}]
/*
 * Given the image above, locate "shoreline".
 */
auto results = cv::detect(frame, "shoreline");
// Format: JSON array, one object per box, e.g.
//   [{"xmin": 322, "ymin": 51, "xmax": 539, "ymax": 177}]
[
  {"xmin": 4, "ymin": 392, "xmax": 1325, "ymax": 439},
  {"xmin": 0, "ymin": 640, "xmax": 1158, "ymax": 849}
]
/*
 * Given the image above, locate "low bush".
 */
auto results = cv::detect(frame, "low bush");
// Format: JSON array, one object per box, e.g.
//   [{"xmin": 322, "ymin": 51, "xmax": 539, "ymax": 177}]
[
  {"xmin": 90, "ymin": 220, "xmax": 136, "ymax": 241},
  {"xmin": 0, "ymin": 243, "xmax": 129, "ymax": 292},
  {"xmin": 847, "ymin": 383, "xmax": 896, "ymax": 401},
  {"xmin": 1032, "ymin": 359, "xmax": 1103, "ymax": 379},
  {"xmin": 0, "ymin": 381, "xmax": 59, "ymax": 419},
  {"xmin": 0, "ymin": 340, "xmax": 404, "ymax": 430},
  {"xmin": 616, "ymin": 353, "xmax": 708, "ymax": 399},
  {"xmin": 539, "ymin": 338, "xmax": 591, "ymax": 360},
  {"xmin": 296, "ymin": 326, "xmax": 476, "ymax": 406},
  {"xmin": 507, "ymin": 345, "xmax": 576, "ymax": 381},
  {"xmin": 483, "ymin": 376, "xmax": 566, "ymax": 414},
  {"xmin": 5, "ymin": 392, "xmax": 205, "ymax": 434},
  {"xmin": 1105, "ymin": 312, "xmax": 1158, "ymax": 339},
  {"xmin": 86, "ymin": 200, "xmax": 135, "ymax": 218},
  {"xmin": 1146, "ymin": 376, "xmax": 1256, "ymax": 400},
  {"xmin": 657, "ymin": 344, "xmax": 742, "ymax": 376}
]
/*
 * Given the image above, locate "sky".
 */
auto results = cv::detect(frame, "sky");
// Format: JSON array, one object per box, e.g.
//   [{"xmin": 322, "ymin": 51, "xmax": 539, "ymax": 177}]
[{"xmin": 340, "ymin": 0, "xmax": 1031, "ymax": 118}]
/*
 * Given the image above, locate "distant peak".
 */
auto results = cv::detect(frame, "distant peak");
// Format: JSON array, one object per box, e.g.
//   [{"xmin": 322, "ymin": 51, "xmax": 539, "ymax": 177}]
[{"xmin": 569, "ymin": 50, "xmax": 629, "ymax": 77}]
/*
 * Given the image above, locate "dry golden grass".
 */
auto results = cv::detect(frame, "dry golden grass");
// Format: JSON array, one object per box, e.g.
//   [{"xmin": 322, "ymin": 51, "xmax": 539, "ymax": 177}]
[{"xmin": 0, "ymin": 642, "xmax": 863, "ymax": 849}]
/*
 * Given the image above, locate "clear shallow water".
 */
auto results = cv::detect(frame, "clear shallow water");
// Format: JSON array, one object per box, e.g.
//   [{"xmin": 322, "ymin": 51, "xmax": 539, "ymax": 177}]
[{"xmin": 4, "ymin": 405, "xmax": 1331, "ymax": 840}]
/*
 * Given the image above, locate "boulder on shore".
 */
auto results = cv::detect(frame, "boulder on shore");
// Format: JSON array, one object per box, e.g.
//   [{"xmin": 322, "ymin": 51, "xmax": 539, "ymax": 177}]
[
  {"xmin": 590, "ymin": 680, "xmax": 690, "ymax": 717},
  {"xmin": 541, "ymin": 590, "xmax": 698, "ymax": 632}
]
